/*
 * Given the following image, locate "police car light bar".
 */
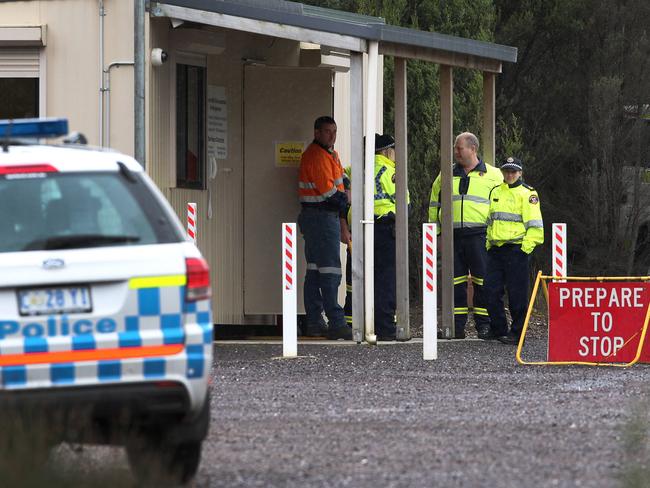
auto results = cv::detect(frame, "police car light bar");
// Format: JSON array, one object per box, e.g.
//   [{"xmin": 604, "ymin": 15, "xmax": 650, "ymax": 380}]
[{"xmin": 0, "ymin": 118, "xmax": 69, "ymax": 139}]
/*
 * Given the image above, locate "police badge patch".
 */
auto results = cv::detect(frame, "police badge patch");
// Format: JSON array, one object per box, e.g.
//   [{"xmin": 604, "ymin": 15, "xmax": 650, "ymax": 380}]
[{"xmin": 529, "ymin": 195, "xmax": 539, "ymax": 204}]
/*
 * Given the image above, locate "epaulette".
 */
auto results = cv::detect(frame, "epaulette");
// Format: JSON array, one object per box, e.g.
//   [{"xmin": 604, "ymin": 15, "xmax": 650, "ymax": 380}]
[{"xmin": 522, "ymin": 182, "xmax": 535, "ymax": 191}]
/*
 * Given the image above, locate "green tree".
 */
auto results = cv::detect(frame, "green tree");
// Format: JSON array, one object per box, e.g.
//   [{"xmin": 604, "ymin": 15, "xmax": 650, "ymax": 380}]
[
  {"xmin": 304, "ymin": 0, "xmax": 496, "ymax": 295},
  {"xmin": 495, "ymin": 0, "xmax": 650, "ymax": 275}
]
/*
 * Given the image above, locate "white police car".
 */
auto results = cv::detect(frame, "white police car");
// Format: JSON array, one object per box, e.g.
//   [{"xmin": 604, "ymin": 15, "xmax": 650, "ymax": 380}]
[{"xmin": 0, "ymin": 118, "xmax": 213, "ymax": 484}]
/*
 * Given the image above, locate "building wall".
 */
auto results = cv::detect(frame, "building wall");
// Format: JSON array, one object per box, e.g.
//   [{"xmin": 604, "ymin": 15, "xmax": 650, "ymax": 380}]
[
  {"xmin": 0, "ymin": 1, "xmax": 381, "ymax": 325},
  {"xmin": 0, "ymin": 0, "xmax": 134, "ymax": 153},
  {"xmin": 148, "ymin": 22, "xmax": 308, "ymax": 324}
]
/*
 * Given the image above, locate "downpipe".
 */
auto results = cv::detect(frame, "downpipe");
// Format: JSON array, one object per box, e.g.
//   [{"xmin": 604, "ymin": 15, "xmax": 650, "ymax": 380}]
[
  {"xmin": 134, "ymin": 0, "xmax": 145, "ymax": 167},
  {"xmin": 105, "ymin": 61, "xmax": 135, "ymax": 148},
  {"xmin": 98, "ymin": 0, "xmax": 105, "ymax": 146}
]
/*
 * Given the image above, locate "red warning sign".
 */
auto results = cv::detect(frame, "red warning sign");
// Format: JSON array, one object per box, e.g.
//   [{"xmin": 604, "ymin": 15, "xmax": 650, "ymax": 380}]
[{"xmin": 548, "ymin": 282, "xmax": 650, "ymax": 363}]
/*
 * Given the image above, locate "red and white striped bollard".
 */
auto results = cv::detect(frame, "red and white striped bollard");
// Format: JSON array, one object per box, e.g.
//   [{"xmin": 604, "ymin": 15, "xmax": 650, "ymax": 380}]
[
  {"xmin": 552, "ymin": 223, "xmax": 567, "ymax": 281},
  {"xmin": 187, "ymin": 203, "xmax": 197, "ymax": 244},
  {"xmin": 422, "ymin": 223, "xmax": 437, "ymax": 360},
  {"xmin": 282, "ymin": 223, "xmax": 297, "ymax": 357}
]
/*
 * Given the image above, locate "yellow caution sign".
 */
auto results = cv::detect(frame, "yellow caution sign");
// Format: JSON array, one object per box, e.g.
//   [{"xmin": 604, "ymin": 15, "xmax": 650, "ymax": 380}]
[{"xmin": 275, "ymin": 142, "xmax": 304, "ymax": 167}]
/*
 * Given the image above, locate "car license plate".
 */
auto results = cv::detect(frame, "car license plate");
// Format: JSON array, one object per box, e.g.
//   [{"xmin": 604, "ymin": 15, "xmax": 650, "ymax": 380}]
[{"xmin": 18, "ymin": 286, "xmax": 92, "ymax": 315}]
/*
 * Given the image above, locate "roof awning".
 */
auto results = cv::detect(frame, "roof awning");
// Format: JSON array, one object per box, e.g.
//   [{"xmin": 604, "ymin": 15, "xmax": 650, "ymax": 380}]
[{"xmin": 150, "ymin": 0, "xmax": 517, "ymax": 71}]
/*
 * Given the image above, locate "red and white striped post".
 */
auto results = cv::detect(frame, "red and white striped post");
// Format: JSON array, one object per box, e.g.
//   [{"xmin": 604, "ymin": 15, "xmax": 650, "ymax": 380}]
[
  {"xmin": 552, "ymin": 223, "xmax": 567, "ymax": 281},
  {"xmin": 187, "ymin": 203, "xmax": 197, "ymax": 244},
  {"xmin": 422, "ymin": 223, "xmax": 437, "ymax": 360},
  {"xmin": 282, "ymin": 223, "xmax": 297, "ymax": 357}
]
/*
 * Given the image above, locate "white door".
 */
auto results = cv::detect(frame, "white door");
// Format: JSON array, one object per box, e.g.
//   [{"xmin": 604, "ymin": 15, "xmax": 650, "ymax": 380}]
[{"xmin": 243, "ymin": 65, "xmax": 332, "ymax": 314}]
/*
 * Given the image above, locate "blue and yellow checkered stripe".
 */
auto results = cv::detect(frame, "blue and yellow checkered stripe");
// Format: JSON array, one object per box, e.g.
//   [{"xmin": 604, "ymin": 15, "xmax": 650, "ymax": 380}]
[{"xmin": 0, "ymin": 275, "xmax": 213, "ymax": 388}]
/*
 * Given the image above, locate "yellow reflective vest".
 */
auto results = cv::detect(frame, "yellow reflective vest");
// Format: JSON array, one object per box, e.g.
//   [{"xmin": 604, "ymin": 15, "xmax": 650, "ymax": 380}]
[
  {"xmin": 374, "ymin": 154, "xmax": 396, "ymax": 218},
  {"xmin": 374, "ymin": 154, "xmax": 410, "ymax": 219},
  {"xmin": 486, "ymin": 180, "xmax": 544, "ymax": 254},
  {"xmin": 428, "ymin": 160, "xmax": 503, "ymax": 235}
]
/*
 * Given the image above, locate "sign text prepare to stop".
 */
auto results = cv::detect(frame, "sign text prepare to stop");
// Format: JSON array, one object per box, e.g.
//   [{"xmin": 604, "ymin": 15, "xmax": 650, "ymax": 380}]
[{"xmin": 558, "ymin": 286, "xmax": 644, "ymax": 308}]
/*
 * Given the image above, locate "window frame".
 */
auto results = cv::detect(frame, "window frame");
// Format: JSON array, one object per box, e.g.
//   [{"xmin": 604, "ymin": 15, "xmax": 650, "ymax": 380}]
[
  {"xmin": 173, "ymin": 53, "xmax": 207, "ymax": 190},
  {"xmin": 0, "ymin": 46, "xmax": 45, "ymax": 119}
]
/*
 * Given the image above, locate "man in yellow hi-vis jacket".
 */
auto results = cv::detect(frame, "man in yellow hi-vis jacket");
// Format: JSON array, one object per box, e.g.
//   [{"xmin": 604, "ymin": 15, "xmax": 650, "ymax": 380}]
[
  {"xmin": 428, "ymin": 132, "xmax": 503, "ymax": 339},
  {"xmin": 484, "ymin": 157, "xmax": 544, "ymax": 344}
]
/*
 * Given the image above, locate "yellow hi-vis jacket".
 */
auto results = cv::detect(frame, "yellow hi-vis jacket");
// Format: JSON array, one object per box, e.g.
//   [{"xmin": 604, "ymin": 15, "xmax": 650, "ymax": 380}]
[
  {"xmin": 428, "ymin": 160, "xmax": 502, "ymax": 235},
  {"xmin": 486, "ymin": 180, "xmax": 544, "ymax": 254},
  {"xmin": 374, "ymin": 154, "xmax": 410, "ymax": 219},
  {"xmin": 374, "ymin": 154, "xmax": 396, "ymax": 218}
]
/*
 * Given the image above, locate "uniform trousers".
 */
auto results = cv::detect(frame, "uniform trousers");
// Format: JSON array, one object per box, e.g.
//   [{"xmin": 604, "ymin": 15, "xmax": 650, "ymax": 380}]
[
  {"xmin": 344, "ymin": 246, "xmax": 352, "ymax": 327},
  {"xmin": 484, "ymin": 245, "xmax": 530, "ymax": 337},
  {"xmin": 453, "ymin": 232, "xmax": 490, "ymax": 333},
  {"xmin": 374, "ymin": 220, "xmax": 396, "ymax": 337},
  {"xmin": 298, "ymin": 207, "xmax": 346, "ymax": 328},
  {"xmin": 342, "ymin": 221, "xmax": 396, "ymax": 336}
]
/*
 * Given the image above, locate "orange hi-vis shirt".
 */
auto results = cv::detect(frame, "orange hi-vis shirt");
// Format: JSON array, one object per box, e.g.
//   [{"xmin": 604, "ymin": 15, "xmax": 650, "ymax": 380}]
[{"xmin": 298, "ymin": 142, "xmax": 345, "ymax": 206}]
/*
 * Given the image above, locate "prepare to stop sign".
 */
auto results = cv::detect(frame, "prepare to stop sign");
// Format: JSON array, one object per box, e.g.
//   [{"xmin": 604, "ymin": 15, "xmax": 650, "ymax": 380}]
[{"xmin": 548, "ymin": 283, "xmax": 650, "ymax": 363}]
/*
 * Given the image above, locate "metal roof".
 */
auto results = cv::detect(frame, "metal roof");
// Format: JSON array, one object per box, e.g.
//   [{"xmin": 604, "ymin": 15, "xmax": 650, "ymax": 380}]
[
  {"xmin": 377, "ymin": 24, "xmax": 517, "ymax": 63},
  {"xmin": 153, "ymin": 0, "xmax": 517, "ymax": 64}
]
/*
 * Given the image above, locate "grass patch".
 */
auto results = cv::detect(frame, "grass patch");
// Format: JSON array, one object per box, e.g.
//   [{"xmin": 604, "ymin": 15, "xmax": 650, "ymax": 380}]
[{"xmin": 619, "ymin": 399, "xmax": 650, "ymax": 488}]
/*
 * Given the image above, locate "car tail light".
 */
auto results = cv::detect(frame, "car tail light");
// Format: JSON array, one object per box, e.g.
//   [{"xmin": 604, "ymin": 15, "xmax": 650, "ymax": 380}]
[
  {"xmin": 0, "ymin": 164, "xmax": 58, "ymax": 174},
  {"xmin": 185, "ymin": 257, "xmax": 211, "ymax": 301}
]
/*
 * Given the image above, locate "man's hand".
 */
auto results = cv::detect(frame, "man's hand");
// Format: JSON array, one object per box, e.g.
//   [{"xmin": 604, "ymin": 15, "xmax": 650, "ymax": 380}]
[{"xmin": 340, "ymin": 218, "xmax": 351, "ymax": 245}]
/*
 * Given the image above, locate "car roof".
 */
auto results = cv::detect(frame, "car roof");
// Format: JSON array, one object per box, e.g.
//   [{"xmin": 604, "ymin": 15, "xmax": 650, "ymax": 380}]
[{"xmin": 0, "ymin": 144, "xmax": 144, "ymax": 173}]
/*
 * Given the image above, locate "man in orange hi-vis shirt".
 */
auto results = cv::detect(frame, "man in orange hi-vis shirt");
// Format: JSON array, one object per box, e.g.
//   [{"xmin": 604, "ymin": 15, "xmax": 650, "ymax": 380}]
[{"xmin": 298, "ymin": 116, "xmax": 352, "ymax": 340}]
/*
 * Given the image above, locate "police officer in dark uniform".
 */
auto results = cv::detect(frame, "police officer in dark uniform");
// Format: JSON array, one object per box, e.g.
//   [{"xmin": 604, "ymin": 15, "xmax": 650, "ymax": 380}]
[
  {"xmin": 484, "ymin": 157, "xmax": 544, "ymax": 344},
  {"xmin": 372, "ymin": 134, "xmax": 400, "ymax": 340}
]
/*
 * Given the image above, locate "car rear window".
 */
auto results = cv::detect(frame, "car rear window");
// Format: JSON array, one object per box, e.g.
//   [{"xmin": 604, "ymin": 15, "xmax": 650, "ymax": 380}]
[{"xmin": 0, "ymin": 171, "xmax": 183, "ymax": 252}]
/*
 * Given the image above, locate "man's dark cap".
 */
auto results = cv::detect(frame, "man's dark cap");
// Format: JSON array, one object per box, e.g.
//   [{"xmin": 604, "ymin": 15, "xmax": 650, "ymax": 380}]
[{"xmin": 500, "ymin": 156, "xmax": 523, "ymax": 171}]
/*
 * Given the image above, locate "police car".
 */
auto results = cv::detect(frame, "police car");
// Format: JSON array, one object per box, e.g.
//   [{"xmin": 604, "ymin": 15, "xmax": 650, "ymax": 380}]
[{"xmin": 0, "ymin": 118, "xmax": 213, "ymax": 484}]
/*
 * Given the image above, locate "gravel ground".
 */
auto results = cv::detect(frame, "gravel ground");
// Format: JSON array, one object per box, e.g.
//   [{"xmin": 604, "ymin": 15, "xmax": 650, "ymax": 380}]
[{"xmin": 41, "ymin": 335, "xmax": 650, "ymax": 487}]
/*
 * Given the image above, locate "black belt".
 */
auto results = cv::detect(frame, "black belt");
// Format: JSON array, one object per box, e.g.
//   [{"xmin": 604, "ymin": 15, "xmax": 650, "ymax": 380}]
[
  {"xmin": 491, "ymin": 243, "xmax": 521, "ymax": 251},
  {"xmin": 375, "ymin": 216, "xmax": 395, "ymax": 226},
  {"xmin": 301, "ymin": 205, "xmax": 338, "ymax": 213}
]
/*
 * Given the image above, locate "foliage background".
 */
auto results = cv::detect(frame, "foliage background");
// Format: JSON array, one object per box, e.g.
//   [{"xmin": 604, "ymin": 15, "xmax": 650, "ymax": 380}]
[{"xmin": 305, "ymin": 0, "xmax": 650, "ymax": 298}]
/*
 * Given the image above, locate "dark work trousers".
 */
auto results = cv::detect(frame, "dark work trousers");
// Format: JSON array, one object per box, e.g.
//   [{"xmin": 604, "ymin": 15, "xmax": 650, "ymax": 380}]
[
  {"xmin": 298, "ymin": 207, "xmax": 346, "ymax": 328},
  {"xmin": 374, "ymin": 220, "xmax": 396, "ymax": 336},
  {"xmin": 484, "ymin": 245, "xmax": 531, "ymax": 337},
  {"xmin": 344, "ymin": 246, "xmax": 352, "ymax": 327},
  {"xmin": 453, "ymin": 232, "xmax": 490, "ymax": 334}
]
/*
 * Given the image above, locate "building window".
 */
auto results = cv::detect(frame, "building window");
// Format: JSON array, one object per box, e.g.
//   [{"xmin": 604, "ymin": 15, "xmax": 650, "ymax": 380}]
[
  {"xmin": 0, "ymin": 78, "xmax": 39, "ymax": 119},
  {"xmin": 176, "ymin": 63, "xmax": 206, "ymax": 189}
]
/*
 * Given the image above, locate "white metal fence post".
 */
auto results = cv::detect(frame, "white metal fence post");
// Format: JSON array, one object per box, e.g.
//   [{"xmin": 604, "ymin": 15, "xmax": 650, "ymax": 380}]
[
  {"xmin": 282, "ymin": 223, "xmax": 297, "ymax": 357},
  {"xmin": 423, "ymin": 223, "xmax": 437, "ymax": 360}
]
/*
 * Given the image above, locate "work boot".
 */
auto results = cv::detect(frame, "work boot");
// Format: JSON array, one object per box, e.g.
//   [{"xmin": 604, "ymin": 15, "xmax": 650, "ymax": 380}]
[
  {"xmin": 477, "ymin": 324, "xmax": 499, "ymax": 340},
  {"xmin": 498, "ymin": 331, "xmax": 521, "ymax": 345},
  {"xmin": 437, "ymin": 329, "xmax": 466, "ymax": 340},
  {"xmin": 376, "ymin": 328, "xmax": 396, "ymax": 341},
  {"xmin": 377, "ymin": 333, "xmax": 396, "ymax": 341},
  {"xmin": 327, "ymin": 325, "xmax": 352, "ymax": 340},
  {"xmin": 303, "ymin": 322, "xmax": 328, "ymax": 337}
]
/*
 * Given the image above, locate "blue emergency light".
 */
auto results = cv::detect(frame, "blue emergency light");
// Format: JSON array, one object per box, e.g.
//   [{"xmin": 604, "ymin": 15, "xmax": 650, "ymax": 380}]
[{"xmin": 0, "ymin": 118, "xmax": 69, "ymax": 139}]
